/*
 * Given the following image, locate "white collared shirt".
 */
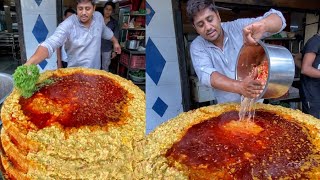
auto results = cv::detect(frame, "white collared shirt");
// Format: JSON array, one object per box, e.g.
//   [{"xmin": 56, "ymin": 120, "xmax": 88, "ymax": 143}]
[
  {"xmin": 190, "ymin": 9, "xmax": 286, "ymax": 103},
  {"xmin": 41, "ymin": 12, "xmax": 114, "ymax": 69}
]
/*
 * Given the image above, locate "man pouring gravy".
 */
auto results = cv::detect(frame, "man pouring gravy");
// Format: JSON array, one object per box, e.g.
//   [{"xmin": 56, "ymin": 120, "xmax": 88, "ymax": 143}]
[{"xmin": 187, "ymin": 0, "xmax": 286, "ymax": 103}]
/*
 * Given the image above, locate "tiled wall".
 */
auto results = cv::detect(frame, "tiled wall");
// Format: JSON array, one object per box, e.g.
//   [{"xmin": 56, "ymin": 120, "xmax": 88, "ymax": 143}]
[
  {"xmin": 146, "ymin": 0, "xmax": 183, "ymax": 133},
  {"xmin": 20, "ymin": 0, "xmax": 57, "ymax": 71}
]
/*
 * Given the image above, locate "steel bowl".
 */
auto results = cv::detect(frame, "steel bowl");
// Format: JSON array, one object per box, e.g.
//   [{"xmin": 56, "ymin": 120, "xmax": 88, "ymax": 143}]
[
  {"xmin": 236, "ymin": 40, "xmax": 295, "ymax": 99},
  {"xmin": 126, "ymin": 40, "xmax": 140, "ymax": 50},
  {"xmin": 0, "ymin": 73, "xmax": 13, "ymax": 125}
]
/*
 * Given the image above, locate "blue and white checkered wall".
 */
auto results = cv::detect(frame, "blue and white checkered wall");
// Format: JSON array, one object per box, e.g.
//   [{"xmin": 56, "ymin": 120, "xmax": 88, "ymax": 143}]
[
  {"xmin": 146, "ymin": 0, "xmax": 183, "ymax": 133},
  {"xmin": 20, "ymin": 0, "xmax": 57, "ymax": 71}
]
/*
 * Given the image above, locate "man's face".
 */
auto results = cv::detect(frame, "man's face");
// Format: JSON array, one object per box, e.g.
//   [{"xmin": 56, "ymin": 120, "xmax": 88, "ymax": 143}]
[
  {"xmin": 77, "ymin": 1, "xmax": 95, "ymax": 25},
  {"xmin": 193, "ymin": 8, "xmax": 222, "ymax": 43},
  {"xmin": 104, "ymin": 5, "xmax": 113, "ymax": 18}
]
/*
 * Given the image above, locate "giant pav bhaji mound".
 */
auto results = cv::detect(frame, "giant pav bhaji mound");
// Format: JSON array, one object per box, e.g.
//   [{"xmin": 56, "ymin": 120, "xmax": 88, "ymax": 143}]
[
  {"xmin": 0, "ymin": 67, "xmax": 145, "ymax": 179},
  {"xmin": 145, "ymin": 103, "xmax": 320, "ymax": 179}
]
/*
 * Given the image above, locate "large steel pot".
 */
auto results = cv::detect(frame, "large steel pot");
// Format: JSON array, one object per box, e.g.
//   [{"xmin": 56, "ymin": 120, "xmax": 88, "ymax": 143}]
[
  {"xmin": 236, "ymin": 40, "xmax": 295, "ymax": 99},
  {"xmin": 0, "ymin": 73, "xmax": 13, "ymax": 125}
]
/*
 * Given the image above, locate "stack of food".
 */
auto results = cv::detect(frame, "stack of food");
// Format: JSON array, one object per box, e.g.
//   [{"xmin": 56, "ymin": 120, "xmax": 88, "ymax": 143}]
[
  {"xmin": 0, "ymin": 67, "xmax": 145, "ymax": 179},
  {"xmin": 145, "ymin": 103, "xmax": 320, "ymax": 179}
]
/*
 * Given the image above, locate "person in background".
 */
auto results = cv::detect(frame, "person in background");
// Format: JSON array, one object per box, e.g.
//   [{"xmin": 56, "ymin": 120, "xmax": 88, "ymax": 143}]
[
  {"xmin": 187, "ymin": 0, "xmax": 286, "ymax": 103},
  {"xmin": 101, "ymin": 1, "xmax": 119, "ymax": 72},
  {"xmin": 56, "ymin": 8, "xmax": 76, "ymax": 68},
  {"xmin": 25, "ymin": 0, "xmax": 121, "ymax": 69},
  {"xmin": 299, "ymin": 31, "xmax": 320, "ymax": 118}
]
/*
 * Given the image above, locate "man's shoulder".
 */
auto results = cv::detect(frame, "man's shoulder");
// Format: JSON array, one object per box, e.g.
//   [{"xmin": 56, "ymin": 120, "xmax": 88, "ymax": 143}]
[
  {"xmin": 311, "ymin": 34, "xmax": 320, "ymax": 43},
  {"xmin": 94, "ymin": 11, "xmax": 103, "ymax": 19},
  {"xmin": 305, "ymin": 35, "xmax": 320, "ymax": 48},
  {"xmin": 302, "ymin": 38, "xmax": 318, "ymax": 55},
  {"xmin": 58, "ymin": 15, "xmax": 76, "ymax": 29},
  {"xmin": 191, "ymin": 36, "xmax": 206, "ymax": 47}
]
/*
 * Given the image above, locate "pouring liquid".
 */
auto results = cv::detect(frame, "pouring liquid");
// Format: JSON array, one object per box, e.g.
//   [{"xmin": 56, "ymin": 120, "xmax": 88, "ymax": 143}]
[
  {"xmin": 238, "ymin": 60, "xmax": 268, "ymax": 122},
  {"xmin": 239, "ymin": 96, "xmax": 256, "ymax": 121}
]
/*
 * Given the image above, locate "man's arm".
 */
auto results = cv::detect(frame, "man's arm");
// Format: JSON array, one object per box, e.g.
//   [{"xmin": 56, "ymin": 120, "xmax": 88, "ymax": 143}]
[
  {"xmin": 25, "ymin": 19, "xmax": 71, "ymax": 65},
  {"xmin": 101, "ymin": 19, "xmax": 121, "ymax": 55},
  {"xmin": 25, "ymin": 46, "xmax": 49, "ymax": 65},
  {"xmin": 301, "ymin": 52, "xmax": 320, "ymax": 78},
  {"xmin": 243, "ymin": 10, "xmax": 285, "ymax": 45},
  {"xmin": 210, "ymin": 71, "xmax": 264, "ymax": 98},
  {"xmin": 110, "ymin": 36, "xmax": 121, "ymax": 54},
  {"xmin": 56, "ymin": 47, "xmax": 63, "ymax": 68},
  {"xmin": 110, "ymin": 21, "xmax": 120, "ymax": 59},
  {"xmin": 190, "ymin": 41, "xmax": 264, "ymax": 99}
]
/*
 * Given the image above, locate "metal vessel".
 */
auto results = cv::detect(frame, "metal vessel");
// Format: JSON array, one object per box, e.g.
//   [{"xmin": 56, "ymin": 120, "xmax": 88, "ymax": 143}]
[
  {"xmin": 236, "ymin": 40, "xmax": 295, "ymax": 99},
  {"xmin": 0, "ymin": 73, "xmax": 13, "ymax": 125}
]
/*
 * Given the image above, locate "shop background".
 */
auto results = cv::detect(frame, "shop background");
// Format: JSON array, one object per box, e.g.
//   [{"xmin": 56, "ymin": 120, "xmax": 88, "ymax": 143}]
[{"xmin": 20, "ymin": 0, "xmax": 57, "ymax": 71}]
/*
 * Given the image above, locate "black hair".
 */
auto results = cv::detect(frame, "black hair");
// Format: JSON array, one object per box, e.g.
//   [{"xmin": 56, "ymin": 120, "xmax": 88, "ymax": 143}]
[
  {"xmin": 186, "ymin": 0, "xmax": 218, "ymax": 23},
  {"xmin": 64, "ymin": 8, "xmax": 76, "ymax": 16},
  {"xmin": 76, "ymin": 0, "xmax": 96, "ymax": 6},
  {"xmin": 104, "ymin": 1, "xmax": 115, "ymax": 10}
]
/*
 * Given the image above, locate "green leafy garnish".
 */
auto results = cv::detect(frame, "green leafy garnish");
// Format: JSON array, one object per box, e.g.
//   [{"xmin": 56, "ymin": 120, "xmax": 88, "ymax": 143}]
[
  {"xmin": 13, "ymin": 65, "xmax": 40, "ymax": 98},
  {"xmin": 13, "ymin": 65, "xmax": 56, "ymax": 98}
]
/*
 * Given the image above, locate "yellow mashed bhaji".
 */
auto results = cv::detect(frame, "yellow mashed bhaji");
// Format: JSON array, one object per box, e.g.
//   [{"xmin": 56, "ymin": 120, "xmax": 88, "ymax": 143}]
[
  {"xmin": 0, "ymin": 68, "xmax": 145, "ymax": 179},
  {"xmin": 145, "ymin": 103, "xmax": 320, "ymax": 179}
]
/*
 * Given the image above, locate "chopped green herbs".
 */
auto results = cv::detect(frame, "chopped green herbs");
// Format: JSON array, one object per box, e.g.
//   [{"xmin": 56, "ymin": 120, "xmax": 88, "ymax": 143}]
[{"xmin": 13, "ymin": 65, "xmax": 55, "ymax": 98}]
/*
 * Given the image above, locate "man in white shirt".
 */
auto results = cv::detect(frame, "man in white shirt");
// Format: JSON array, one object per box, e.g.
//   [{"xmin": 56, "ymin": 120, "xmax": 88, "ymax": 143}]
[
  {"xmin": 26, "ymin": 0, "xmax": 121, "ymax": 69},
  {"xmin": 188, "ymin": 0, "xmax": 286, "ymax": 103}
]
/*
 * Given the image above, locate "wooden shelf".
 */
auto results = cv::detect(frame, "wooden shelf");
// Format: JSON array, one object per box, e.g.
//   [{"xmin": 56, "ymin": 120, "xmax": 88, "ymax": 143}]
[
  {"xmin": 128, "ymin": 80, "xmax": 145, "ymax": 85},
  {"xmin": 119, "ymin": 61, "xmax": 145, "ymax": 70},
  {"xmin": 122, "ymin": 47, "xmax": 145, "ymax": 55},
  {"xmin": 123, "ymin": 13, "xmax": 146, "ymax": 16},
  {"xmin": 122, "ymin": 28, "xmax": 145, "ymax": 31}
]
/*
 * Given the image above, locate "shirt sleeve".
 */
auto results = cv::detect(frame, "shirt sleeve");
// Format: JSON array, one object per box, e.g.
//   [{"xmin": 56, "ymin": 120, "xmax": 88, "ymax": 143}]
[
  {"xmin": 190, "ymin": 40, "xmax": 216, "ymax": 87},
  {"xmin": 40, "ymin": 18, "xmax": 72, "ymax": 58},
  {"xmin": 98, "ymin": 12, "xmax": 114, "ymax": 40},
  {"xmin": 261, "ymin": 8, "xmax": 286, "ymax": 37},
  {"xmin": 227, "ymin": 8, "xmax": 286, "ymax": 38},
  {"xmin": 304, "ymin": 36, "xmax": 320, "ymax": 54}
]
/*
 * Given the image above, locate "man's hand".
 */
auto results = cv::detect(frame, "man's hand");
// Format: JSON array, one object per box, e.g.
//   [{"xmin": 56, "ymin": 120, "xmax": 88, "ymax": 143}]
[
  {"xmin": 24, "ymin": 46, "xmax": 49, "ymax": 66},
  {"xmin": 111, "ymin": 36, "xmax": 122, "ymax": 54},
  {"xmin": 243, "ymin": 13, "xmax": 284, "ymax": 45},
  {"xmin": 210, "ymin": 71, "xmax": 264, "ymax": 99},
  {"xmin": 113, "ymin": 42, "xmax": 121, "ymax": 54},
  {"xmin": 239, "ymin": 77, "xmax": 265, "ymax": 98},
  {"xmin": 111, "ymin": 52, "xmax": 117, "ymax": 59},
  {"xmin": 238, "ymin": 68, "xmax": 265, "ymax": 98},
  {"xmin": 243, "ymin": 22, "xmax": 266, "ymax": 45}
]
